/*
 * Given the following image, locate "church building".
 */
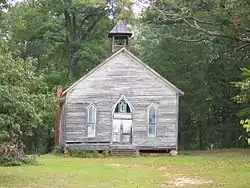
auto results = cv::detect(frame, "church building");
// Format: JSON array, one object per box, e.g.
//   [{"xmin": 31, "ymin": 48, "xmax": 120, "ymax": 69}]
[{"xmin": 57, "ymin": 20, "xmax": 184, "ymax": 155}]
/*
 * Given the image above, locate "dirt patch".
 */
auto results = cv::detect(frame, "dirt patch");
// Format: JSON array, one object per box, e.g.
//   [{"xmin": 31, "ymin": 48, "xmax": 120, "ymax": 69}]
[
  {"xmin": 157, "ymin": 165, "xmax": 189, "ymax": 171},
  {"xmin": 110, "ymin": 163, "xmax": 189, "ymax": 171},
  {"xmin": 109, "ymin": 164, "xmax": 147, "ymax": 168},
  {"xmin": 161, "ymin": 176, "xmax": 213, "ymax": 187},
  {"xmin": 110, "ymin": 164, "xmax": 214, "ymax": 186}
]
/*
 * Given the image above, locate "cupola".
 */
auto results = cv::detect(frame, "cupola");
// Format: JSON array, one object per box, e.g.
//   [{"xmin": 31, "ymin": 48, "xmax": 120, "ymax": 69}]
[{"xmin": 108, "ymin": 20, "xmax": 132, "ymax": 53}]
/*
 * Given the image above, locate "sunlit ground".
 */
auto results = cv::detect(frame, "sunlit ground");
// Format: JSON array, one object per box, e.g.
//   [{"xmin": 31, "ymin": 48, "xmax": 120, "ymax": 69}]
[{"xmin": 1, "ymin": 149, "xmax": 250, "ymax": 188}]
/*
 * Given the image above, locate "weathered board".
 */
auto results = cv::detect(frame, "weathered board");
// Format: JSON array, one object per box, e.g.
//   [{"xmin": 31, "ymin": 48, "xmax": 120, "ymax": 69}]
[{"xmin": 60, "ymin": 50, "xmax": 182, "ymax": 150}]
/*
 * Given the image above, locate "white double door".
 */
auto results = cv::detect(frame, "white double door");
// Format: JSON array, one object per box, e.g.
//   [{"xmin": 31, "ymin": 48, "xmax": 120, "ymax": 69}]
[{"xmin": 112, "ymin": 119, "xmax": 132, "ymax": 143}]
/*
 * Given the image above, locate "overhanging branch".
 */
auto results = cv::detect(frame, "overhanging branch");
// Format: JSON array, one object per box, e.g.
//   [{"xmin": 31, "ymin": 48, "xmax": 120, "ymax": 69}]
[
  {"xmin": 183, "ymin": 19, "xmax": 250, "ymax": 43},
  {"xmin": 150, "ymin": 4, "xmax": 250, "ymax": 45},
  {"xmin": 234, "ymin": 43, "xmax": 250, "ymax": 52},
  {"xmin": 166, "ymin": 35, "xmax": 206, "ymax": 42}
]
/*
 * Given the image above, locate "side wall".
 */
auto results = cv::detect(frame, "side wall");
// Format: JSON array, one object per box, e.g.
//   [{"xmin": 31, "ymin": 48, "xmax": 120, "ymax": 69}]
[
  {"xmin": 63, "ymin": 52, "xmax": 179, "ymax": 149},
  {"xmin": 59, "ymin": 102, "xmax": 66, "ymax": 146}
]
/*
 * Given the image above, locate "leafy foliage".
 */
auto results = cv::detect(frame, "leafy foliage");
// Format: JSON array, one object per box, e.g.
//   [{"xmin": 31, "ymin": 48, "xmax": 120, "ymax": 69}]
[
  {"xmin": 141, "ymin": 0, "xmax": 250, "ymax": 47},
  {"xmin": 52, "ymin": 146, "xmax": 105, "ymax": 158},
  {"xmin": 239, "ymin": 119, "xmax": 250, "ymax": 144},
  {"xmin": 232, "ymin": 68, "xmax": 250, "ymax": 144},
  {"xmin": 0, "ymin": 132, "xmax": 37, "ymax": 166},
  {"xmin": 0, "ymin": 39, "xmax": 56, "ymax": 153},
  {"xmin": 135, "ymin": 0, "xmax": 250, "ymax": 149},
  {"xmin": 2, "ymin": 0, "xmax": 111, "ymax": 84},
  {"xmin": 64, "ymin": 147, "xmax": 104, "ymax": 158},
  {"xmin": 0, "ymin": 0, "xmax": 136, "ymax": 154},
  {"xmin": 0, "ymin": 0, "xmax": 249, "ymax": 153},
  {"xmin": 52, "ymin": 146, "xmax": 64, "ymax": 155},
  {"xmin": 0, "ymin": 0, "xmax": 10, "ymax": 16}
]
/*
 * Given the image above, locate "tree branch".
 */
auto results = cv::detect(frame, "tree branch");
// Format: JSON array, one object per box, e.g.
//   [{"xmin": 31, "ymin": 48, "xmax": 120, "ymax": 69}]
[
  {"xmin": 64, "ymin": 10, "xmax": 71, "ymax": 43},
  {"xmin": 150, "ymin": 3, "xmax": 250, "ymax": 44},
  {"xmin": 80, "ymin": 18, "xmax": 100, "ymax": 41},
  {"xmin": 80, "ymin": 12, "xmax": 95, "ymax": 28},
  {"xmin": 72, "ymin": 13, "xmax": 76, "ymax": 41},
  {"xmin": 183, "ymin": 19, "xmax": 250, "ymax": 43},
  {"xmin": 188, "ymin": 17, "xmax": 216, "ymax": 25},
  {"xmin": 47, "ymin": 36, "xmax": 65, "ymax": 43},
  {"xmin": 165, "ymin": 35, "xmax": 206, "ymax": 42},
  {"xmin": 234, "ymin": 43, "xmax": 250, "ymax": 52}
]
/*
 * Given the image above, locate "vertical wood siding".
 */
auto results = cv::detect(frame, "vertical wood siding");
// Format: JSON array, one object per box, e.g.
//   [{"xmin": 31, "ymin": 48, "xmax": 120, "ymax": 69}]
[{"xmin": 59, "ymin": 103, "xmax": 66, "ymax": 146}]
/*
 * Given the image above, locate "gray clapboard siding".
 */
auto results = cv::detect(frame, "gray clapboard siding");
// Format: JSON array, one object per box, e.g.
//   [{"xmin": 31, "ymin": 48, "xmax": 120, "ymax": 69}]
[{"xmin": 60, "ymin": 50, "xmax": 182, "ymax": 150}]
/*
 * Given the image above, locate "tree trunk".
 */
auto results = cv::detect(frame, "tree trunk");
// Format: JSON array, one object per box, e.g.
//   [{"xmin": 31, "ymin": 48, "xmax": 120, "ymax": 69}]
[
  {"xmin": 199, "ymin": 124, "xmax": 203, "ymax": 149},
  {"xmin": 68, "ymin": 55, "xmax": 78, "ymax": 82}
]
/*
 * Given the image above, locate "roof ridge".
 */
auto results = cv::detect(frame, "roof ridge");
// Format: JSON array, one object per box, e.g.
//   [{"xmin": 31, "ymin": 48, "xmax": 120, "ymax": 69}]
[{"xmin": 62, "ymin": 47, "xmax": 184, "ymax": 96}]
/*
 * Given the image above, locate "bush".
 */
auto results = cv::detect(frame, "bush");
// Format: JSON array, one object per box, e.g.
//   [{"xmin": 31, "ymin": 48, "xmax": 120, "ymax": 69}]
[
  {"xmin": 0, "ymin": 156, "xmax": 22, "ymax": 166},
  {"xmin": 0, "ymin": 132, "xmax": 37, "ymax": 166},
  {"xmin": 0, "ymin": 155, "xmax": 37, "ymax": 166},
  {"xmin": 102, "ymin": 150, "xmax": 110, "ymax": 157},
  {"xmin": 64, "ymin": 147, "xmax": 103, "ymax": 158},
  {"xmin": 19, "ymin": 155, "xmax": 38, "ymax": 165},
  {"xmin": 52, "ymin": 146, "xmax": 63, "ymax": 155}
]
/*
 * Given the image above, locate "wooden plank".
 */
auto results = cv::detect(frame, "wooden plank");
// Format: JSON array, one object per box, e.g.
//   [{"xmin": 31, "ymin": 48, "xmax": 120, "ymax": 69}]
[
  {"xmin": 59, "ymin": 103, "xmax": 66, "ymax": 146},
  {"xmin": 64, "ymin": 52, "xmax": 179, "ymax": 148}
]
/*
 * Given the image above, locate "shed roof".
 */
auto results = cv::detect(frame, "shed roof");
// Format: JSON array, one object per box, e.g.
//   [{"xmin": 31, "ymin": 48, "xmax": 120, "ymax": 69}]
[
  {"xmin": 62, "ymin": 48, "xmax": 184, "ymax": 96},
  {"xmin": 108, "ymin": 20, "xmax": 132, "ymax": 37}
]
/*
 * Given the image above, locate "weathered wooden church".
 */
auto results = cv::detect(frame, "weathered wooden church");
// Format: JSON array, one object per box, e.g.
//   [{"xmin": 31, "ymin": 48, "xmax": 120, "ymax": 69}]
[{"xmin": 57, "ymin": 20, "xmax": 184, "ymax": 155}]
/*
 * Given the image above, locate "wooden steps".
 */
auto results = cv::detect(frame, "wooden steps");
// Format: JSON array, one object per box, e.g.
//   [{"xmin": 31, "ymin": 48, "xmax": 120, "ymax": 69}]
[{"xmin": 110, "ymin": 145, "xmax": 138, "ymax": 156}]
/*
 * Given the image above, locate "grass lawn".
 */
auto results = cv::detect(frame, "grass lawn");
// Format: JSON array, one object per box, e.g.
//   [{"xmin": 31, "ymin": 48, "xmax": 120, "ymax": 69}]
[{"xmin": 0, "ymin": 149, "xmax": 250, "ymax": 188}]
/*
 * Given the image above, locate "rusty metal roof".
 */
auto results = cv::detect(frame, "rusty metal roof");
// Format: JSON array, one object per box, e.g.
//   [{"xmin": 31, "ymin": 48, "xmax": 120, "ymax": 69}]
[{"xmin": 108, "ymin": 20, "xmax": 132, "ymax": 37}]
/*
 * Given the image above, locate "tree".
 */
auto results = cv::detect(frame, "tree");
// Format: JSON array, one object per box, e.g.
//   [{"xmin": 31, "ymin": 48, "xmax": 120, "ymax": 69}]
[
  {"xmin": 42, "ymin": 0, "xmax": 109, "ymax": 81},
  {"xmin": 3, "ymin": 0, "xmax": 111, "ymax": 83},
  {"xmin": 0, "ymin": 0, "xmax": 10, "ymax": 15},
  {"xmin": 134, "ymin": 1, "xmax": 249, "ymax": 149},
  {"xmin": 109, "ymin": 0, "xmax": 136, "ymax": 24},
  {"xmin": 0, "ymin": 39, "xmax": 56, "ymax": 153},
  {"xmin": 141, "ymin": 0, "xmax": 250, "ymax": 50},
  {"xmin": 232, "ymin": 68, "xmax": 250, "ymax": 145},
  {"xmin": 0, "ymin": 0, "xmax": 135, "ymax": 153}
]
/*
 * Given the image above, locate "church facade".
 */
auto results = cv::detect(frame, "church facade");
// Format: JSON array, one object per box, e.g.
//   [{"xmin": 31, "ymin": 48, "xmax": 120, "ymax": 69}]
[{"xmin": 57, "ymin": 21, "xmax": 184, "ymax": 153}]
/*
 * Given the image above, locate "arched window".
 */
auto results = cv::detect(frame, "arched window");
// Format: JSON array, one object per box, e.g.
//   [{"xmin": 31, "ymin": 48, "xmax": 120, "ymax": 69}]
[
  {"xmin": 87, "ymin": 104, "xmax": 97, "ymax": 137},
  {"xmin": 148, "ymin": 104, "xmax": 157, "ymax": 137},
  {"xmin": 114, "ymin": 99, "xmax": 132, "ymax": 113}
]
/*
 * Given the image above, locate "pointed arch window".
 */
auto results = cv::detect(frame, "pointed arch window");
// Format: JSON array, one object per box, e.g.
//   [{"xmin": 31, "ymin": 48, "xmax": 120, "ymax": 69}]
[
  {"xmin": 87, "ymin": 104, "xmax": 97, "ymax": 137},
  {"xmin": 148, "ymin": 104, "xmax": 157, "ymax": 137},
  {"xmin": 114, "ymin": 96, "xmax": 133, "ymax": 114}
]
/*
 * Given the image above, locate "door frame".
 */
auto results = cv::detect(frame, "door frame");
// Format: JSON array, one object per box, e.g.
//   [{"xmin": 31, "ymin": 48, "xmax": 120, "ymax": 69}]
[
  {"xmin": 112, "ymin": 119, "xmax": 132, "ymax": 144},
  {"xmin": 111, "ymin": 95, "xmax": 134, "ymax": 145}
]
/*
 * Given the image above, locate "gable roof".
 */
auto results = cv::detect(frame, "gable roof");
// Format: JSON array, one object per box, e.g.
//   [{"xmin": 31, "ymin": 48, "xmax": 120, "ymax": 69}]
[
  {"xmin": 108, "ymin": 20, "xmax": 132, "ymax": 37},
  {"xmin": 62, "ymin": 48, "xmax": 184, "ymax": 96}
]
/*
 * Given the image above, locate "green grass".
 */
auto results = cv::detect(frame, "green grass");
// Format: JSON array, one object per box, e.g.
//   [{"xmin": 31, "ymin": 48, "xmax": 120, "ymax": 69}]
[{"xmin": 1, "ymin": 149, "xmax": 250, "ymax": 188}]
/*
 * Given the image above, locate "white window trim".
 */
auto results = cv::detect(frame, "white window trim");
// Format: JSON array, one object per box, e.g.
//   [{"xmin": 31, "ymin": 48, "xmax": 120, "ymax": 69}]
[
  {"xmin": 112, "ymin": 95, "xmax": 134, "ymax": 114},
  {"xmin": 86, "ymin": 103, "xmax": 97, "ymax": 137},
  {"xmin": 147, "ymin": 103, "xmax": 158, "ymax": 137}
]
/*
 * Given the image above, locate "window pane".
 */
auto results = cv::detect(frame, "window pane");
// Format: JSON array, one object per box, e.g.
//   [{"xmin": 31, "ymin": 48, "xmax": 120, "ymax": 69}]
[
  {"xmin": 126, "ymin": 104, "xmax": 131, "ymax": 113},
  {"xmin": 87, "ymin": 123, "xmax": 95, "ymax": 137},
  {"xmin": 149, "ymin": 107, "xmax": 156, "ymax": 123},
  {"xmin": 88, "ymin": 106, "xmax": 96, "ymax": 123},
  {"xmin": 114, "ymin": 98, "xmax": 131, "ymax": 114},
  {"xmin": 148, "ymin": 105, "xmax": 156, "ymax": 137},
  {"xmin": 148, "ymin": 123, "xmax": 156, "ymax": 136},
  {"xmin": 119, "ymin": 100, "xmax": 127, "ymax": 113}
]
